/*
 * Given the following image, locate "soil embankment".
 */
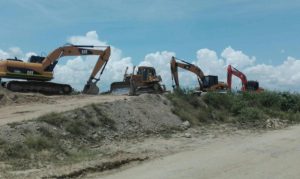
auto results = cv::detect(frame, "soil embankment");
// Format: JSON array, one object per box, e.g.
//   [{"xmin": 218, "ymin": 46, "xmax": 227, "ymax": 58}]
[{"xmin": 0, "ymin": 88, "xmax": 299, "ymax": 179}]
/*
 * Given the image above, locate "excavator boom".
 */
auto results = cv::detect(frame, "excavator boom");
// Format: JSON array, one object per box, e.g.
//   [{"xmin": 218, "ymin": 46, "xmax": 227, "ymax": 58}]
[{"xmin": 227, "ymin": 65, "xmax": 247, "ymax": 91}]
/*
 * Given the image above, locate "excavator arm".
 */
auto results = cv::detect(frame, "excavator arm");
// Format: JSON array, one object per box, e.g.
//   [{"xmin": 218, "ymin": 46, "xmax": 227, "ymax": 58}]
[
  {"xmin": 42, "ymin": 45, "xmax": 111, "ymax": 94},
  {"xmin": 82, "ymin": 46, "xmax": 111, "ymax": 94},
  {"xmin": 170, "ymin": 56, "xmax": 205, "ymax": 90},
  {"xmin": 41, "ymin": 45, "xmax": 110, "ymax": 71},
  {"xmin": 227, "ymin": 65, "xmax": 247, "ymax": 91}
]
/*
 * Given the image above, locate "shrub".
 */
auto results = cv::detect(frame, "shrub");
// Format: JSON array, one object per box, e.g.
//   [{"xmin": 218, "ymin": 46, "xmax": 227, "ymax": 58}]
[
  {"xmin": 37, "ymin": 126, "xmax": 53, "ymax": 138},
  {"xmin": 39, "ymin": 112, "xmax": 67, "ymax": 127},
  {"xmin": 279, "ymin": 93, "xmax": 295, "ymax": 111},
  {"xmin": 3, "ymin": 143, "xmax": 30, "ymax": 159},
  {"xmin": 256, "ymin": 91, "xmax": 280, "ymax": 108},
  {"xmin": 202, "ymin": 92, "xmax": 232, "ymax": 110},
  {"xmin": 168, "ymin": 89, "xmax": 300, "ymax": 128},
  {"xmin": 24, "ymin": 135, "xmax": 54, "ymax": 151},
  {"xmin": 0, "ymin": 138, "xmax": 6, "ymax": 146},
  {"xmin": 286, "ymin": 112, "xmax": 300, "ymax": 122},
  {"xmin": 230, "ymin": 99, "xmax": 248, "ymax": 115},
  {"xmin": 65, "ymin": 120, "xmax": 88, "ymax": 136},
  {"xmin": 237, "ymin": 107, "xmax": 265, "ymax": 127}
]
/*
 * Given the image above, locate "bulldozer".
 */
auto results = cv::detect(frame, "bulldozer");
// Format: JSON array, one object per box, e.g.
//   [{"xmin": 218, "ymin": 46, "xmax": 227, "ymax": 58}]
[
  {"xmin": 110, "ymin": 66, "xmax": 165, "ymax": 95},
  {"xmin": 0, "ymin": 44, "xmax": 111, "ymax": 95},
  {"xmin": 170, "ymin": 56, "xmax": 227, "ymax": 94}
]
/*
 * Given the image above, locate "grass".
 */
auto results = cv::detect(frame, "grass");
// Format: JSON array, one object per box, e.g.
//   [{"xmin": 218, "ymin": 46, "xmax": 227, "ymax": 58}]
[
  {"xmin": 24, "ymin": 135, "xmax": 56, "ymax": 152},
  {"xmin": 0, "ymin": 138, "xmax": 6, "ymax": 146},
  {"xmin": 167, "ymin": 89, "xmax": 211, "ymax": 125},
  {"xmin": 38, "ymin": 112, "xmax": 68, "ymax": 127},
  {"xmin": 2, "ymin": 143, "xmax": 31, "ymax": 159},
  {"xmin": 167, "ymin": 89, "xmax": 300, "ymax": 128},
  {"xmin": 0, "ymin": 103, "xmax": 118, "ymax": 170}
]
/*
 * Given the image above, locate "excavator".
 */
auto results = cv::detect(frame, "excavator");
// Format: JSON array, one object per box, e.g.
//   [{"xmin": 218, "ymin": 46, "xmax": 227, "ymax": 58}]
[
  {"xmin": 170, "ymin": 56, "xmax": 227, "ymax": 93},
  {"xmin": 227, "ymin": 65, "xmax": 263, "ymax": 92},
  {"xmin": 0, "ymin": 44, "xmax": 111, "ymax": 95},
  {"xmin": 110, "ymin": 66, "xmax": 165, "ymax": 95}
]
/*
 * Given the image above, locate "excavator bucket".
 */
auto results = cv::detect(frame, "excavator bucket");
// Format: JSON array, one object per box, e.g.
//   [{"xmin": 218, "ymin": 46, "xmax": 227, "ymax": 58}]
[
  {"xmin": 82, "ymin": 81, "xmax": 99, "ymax": 95},
  {"xmin": 110, "ymin": 81, "xmax": 131, "ymax": 95}
]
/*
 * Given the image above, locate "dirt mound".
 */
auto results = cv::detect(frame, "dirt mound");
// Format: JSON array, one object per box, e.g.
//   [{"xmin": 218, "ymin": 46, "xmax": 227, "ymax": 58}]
[
  {"xmin": 101, "ymin": 94, "xmax": 182, "ymax": 136},
  {"xmin": 0, "ymin": 94, "xmax": 182, "ymax": 171},
  {"xmin": 0, "ymin": 87, "xmax": 56, "ymax": 106}
]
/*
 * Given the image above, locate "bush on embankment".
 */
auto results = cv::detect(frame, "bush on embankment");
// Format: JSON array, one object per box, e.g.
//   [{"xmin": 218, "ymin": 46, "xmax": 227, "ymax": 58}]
[{"xmin": 166, "ymin": 89, "xmax": 300, "ymax": 128}]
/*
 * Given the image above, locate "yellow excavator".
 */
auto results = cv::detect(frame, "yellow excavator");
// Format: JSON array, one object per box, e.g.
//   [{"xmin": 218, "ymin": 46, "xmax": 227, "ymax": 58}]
[
  {"xmin": 170, "ymin": 56, "xmax": 227, "ymax": 93},
  {"xmin": 0, "ymin": 44, "xmax": 111, "ymax": 95}
]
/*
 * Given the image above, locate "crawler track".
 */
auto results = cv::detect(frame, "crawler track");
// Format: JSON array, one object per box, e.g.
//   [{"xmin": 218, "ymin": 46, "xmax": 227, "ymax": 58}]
[{"xmin": 5, "ymin": 81, "xmax": 72, "ymax": 95}]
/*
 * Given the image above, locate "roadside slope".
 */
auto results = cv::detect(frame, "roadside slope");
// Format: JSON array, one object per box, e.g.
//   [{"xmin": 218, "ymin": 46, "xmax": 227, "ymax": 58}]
[
  {"xmin": 98, "ymin": 125, "xmax": 300, "ymax": 179},
  {"xmin": 0, "ymin": 94, "xmax": 129, "ymax": 126}
]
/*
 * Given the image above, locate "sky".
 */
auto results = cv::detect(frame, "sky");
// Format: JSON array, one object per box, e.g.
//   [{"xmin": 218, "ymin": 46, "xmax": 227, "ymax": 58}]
[{"xmin": 0, "ymin": 0, "xmax": 300, "ymax": 92}]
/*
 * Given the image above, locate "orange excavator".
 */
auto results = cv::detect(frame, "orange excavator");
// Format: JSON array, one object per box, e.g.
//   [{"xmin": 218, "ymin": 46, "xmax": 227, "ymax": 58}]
[
  {"xmin": 227, "ymin": 65, "xmax": 263, "ymax": 92},
  {"xmin": 170, "ymin": 56, "xmax": 227, "ymax": 93},
  {"xmin": 0, "ymin": 44, "xmax": 111, "ymax": 95}
]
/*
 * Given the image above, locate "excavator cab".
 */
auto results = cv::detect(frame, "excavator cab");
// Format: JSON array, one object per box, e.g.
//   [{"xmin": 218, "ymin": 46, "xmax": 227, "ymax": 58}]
[
  {"xmin": 246, "ymin": 81, "xmax": 259, "ymax": 91},
  {"xmin": 29, "ymin": 56, "xmax": 58, "ymax": 72},
  {"xmin": 203, "ymin": 75, "xmax": 219, "ymax": 88}
]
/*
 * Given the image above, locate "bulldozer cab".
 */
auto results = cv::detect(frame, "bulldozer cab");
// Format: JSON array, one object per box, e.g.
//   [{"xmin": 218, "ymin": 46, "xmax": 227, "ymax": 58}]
[{"xmin": 137, "ymin": 66, "xmax": 157, "ymax": 81}]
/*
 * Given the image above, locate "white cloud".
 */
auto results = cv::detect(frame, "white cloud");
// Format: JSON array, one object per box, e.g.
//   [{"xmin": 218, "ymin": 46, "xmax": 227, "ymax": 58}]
[
  {"xmin": 221, "ymin": 46, "xmax": 255, "ymax": 68},
  {"xmin": 54, "ymin": 31, "xmax": 134, "ymax": 91},
  {"xmin": 0, "ymin": 47, "xmax": 24, "ymax": 60},
  {"xmin": 0, "ymin": 49, "xmax": 10, "ymax": 60},
  {"xmin": 8, "ymin": 47, "xmax": 23, "ymax": 58},
  {"xmin": 245, "ymin": 56, "xmax": 300, "ymax": 91},
  {"xmin": 1, "ymin": 31, "xmax": 300, "ymax": 92},
  {"xmin": 195, "ymin": 48, "xmax": 226, "ymax": 80},
  {"xmin": 53, "ymin": 36, "xmax": 300, "ymax": 92},
  {"xmin": 25, "ymin": 52, "xmax": 38, "ymax": 60},
  {"xmin": 139, "ymin": 51, "xmax": 175, "ymax": 87}
]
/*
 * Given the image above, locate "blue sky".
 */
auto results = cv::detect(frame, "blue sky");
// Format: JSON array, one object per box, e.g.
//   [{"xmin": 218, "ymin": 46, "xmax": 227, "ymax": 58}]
[
  {"xmin": 1, "ymin": 0, "xmax": 299, "ymax": 64},
  {"xmin": 1, "ymin": 0, "xmax": 300, "ymax": 91}
]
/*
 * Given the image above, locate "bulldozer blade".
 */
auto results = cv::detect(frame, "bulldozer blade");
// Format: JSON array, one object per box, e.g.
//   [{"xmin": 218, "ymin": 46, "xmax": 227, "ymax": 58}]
[
  {"xmin": 82, "ymin": 82, "xmax": 99, "ymax": 95},
  {"xmin": 110, "ymin": 81, "xmax": 130, "ymax": 95}
]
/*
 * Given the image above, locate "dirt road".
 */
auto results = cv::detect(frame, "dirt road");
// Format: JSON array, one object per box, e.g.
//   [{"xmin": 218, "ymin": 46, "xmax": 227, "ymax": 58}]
[
  {"xmin": 0, "ymin": 94, "xmax": 129, "ymax": 126},
  {"xmin": 97, "ymin": 125, "xmax": 300, "ymax": 179}
]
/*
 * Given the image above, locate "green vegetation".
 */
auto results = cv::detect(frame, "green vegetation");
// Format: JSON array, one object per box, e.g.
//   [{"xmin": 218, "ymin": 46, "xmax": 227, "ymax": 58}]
[
  {"xmin": 167, "ymin": 89, "xmax": 300, "ymax": 128},
  {"xmin": 0, "ymin": 138, "xmax": 6, "ymax": 146},
  {"xmin": 0, "ymin": 103, "xmax": 116, "ymax": 170},
  {"xmin": 167, "ymin": 89, "xmax": 211, "ymax": 125}
]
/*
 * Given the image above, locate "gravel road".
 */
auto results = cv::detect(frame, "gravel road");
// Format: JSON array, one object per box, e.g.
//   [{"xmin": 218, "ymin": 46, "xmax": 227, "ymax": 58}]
[{"xmin": 97, "ymin": 125, "xmax": 300, "ymax": 179}]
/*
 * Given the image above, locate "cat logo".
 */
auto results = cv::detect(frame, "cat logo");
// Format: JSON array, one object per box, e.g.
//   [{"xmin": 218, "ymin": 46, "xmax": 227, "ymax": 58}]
[
  {"xmin": 27, "ymin": 70, "xmax": 34, "ymax": 75},
  {"xmin": 80, "ymin": 49, "xmax": 88, "ymax": 55},
  {"xmin": 184, "ymin": 65, "xmax": 191, "ymax": 70}
]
